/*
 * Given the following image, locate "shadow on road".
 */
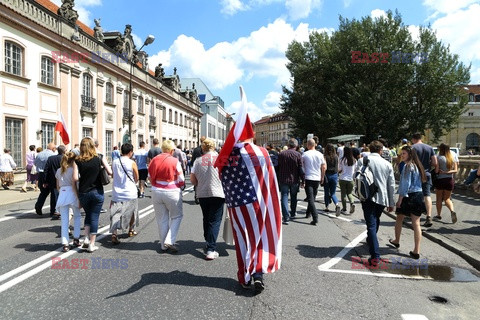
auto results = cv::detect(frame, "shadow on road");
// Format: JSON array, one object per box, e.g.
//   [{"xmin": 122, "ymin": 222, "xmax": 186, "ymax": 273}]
[{"xmin": 106, "ymin": 270, "xmax": 254, "ymax": 298}]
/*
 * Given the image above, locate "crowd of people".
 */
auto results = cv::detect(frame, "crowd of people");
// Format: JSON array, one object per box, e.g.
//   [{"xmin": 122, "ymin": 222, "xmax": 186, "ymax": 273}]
[{"xmin": 1, "ymin": 131, "xmax": 480, "ymax": 294}]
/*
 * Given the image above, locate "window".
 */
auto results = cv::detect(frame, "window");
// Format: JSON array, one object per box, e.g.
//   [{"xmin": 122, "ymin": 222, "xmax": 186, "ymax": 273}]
[
  {"xmin": 82, "ymin": 127, "xmax": 93, "ymax": 138},
  {"xmin": 138, "ymin": 134, "xmax": 144, "ymax": 144},
  {"xmin": 41, "ymin": 56, "xmax": 54, "ymax": 85},
  {"xmin": 106, "ymin": 83, "xmax": 114, "ymax": 104},
  {"xmin": 41, "ymin": 122, "xmax": 55, "ymax": 149},
  {"xmin": 124, "ymin": 91, "xmax": 130, "ymax": 109},
  {"xmin": 169, "ymin": 109, "xmax": 172, "ymax": 123},
  {"xmin": 150, "ymin": 101, "xmax": 155, "ymax": 115},
  {"xmin": 138, "ymin": 96, "xmax": 144, "ymax": 113},
  {"xmin": 4, "ymin": 41, "xmax": 23, "ymax": 76},
  {"xmin": 105, "ymin": 130, "xmax": 113, "ymax": 163},
  {"xmin": 469, "ymin": 94, "xmax": 474, "ymax": 102},
  {"xmin": 174, "ymin": 111, "xmax": 178, "ymax": 124},
  {"xmin": 466, "ymin": 133, "xmax": 480, "ymax": 149},
  {"xmin": 162, "ymin": 107, "xmax": 166, "ymax": 122},
  {"xmin": 179, "ymin": 113, "xmax": 183, "ymax": 126},
  {"xmin": 82, "ymin": 74, "xmax": 92, "ymax": 98},
  {"xmin": 5, "ymin": 118, "xmax": 23, "ymax": 165},
  {"xmin": 468, "ymin": 112, "xmax": 474, "ymax": 116}
]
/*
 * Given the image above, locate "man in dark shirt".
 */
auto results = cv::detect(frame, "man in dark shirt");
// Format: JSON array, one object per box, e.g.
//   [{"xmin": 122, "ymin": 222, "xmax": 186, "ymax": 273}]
[
  {"xmin": 412, "ymin": 133, "xmax": 437, "ymax": 227},
  {"xmin": 277, "ymin": 138, "xmax": 304, "ymax": 224},
  {"xmin": 266, "ymin": 143, "xmax": 279, "ymax": 175},
  {"xmin": 43, "ymin": 145, "xmax": 66, "ymax": 219},
  {"xmin": 147, "ymin": 138, "xmax": 162, "ymax": 165}
]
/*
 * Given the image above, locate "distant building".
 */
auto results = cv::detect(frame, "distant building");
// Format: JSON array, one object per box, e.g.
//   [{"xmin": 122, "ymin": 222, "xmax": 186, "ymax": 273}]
[
  {"xmin": 426, "ymin": 84, "xmax": 480, "ymax": 153},
  {"xmin": 181, "ymin": 78, "xmax": 227, "ymax": 148},
  {"xmin": 253, "ymin": 113, "xmax": 293, "ymax": 147},
  {"xmin": 0, "ymin": 0, "xmax": 202, "ymax": 165}
]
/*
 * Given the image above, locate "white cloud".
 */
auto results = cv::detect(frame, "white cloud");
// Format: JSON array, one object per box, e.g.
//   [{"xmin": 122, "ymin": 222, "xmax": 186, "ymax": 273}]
[
  {"xmin": 471, "ymin": 67, "xmax": 480, "ymax": 83},
  {"xmin": 370, "ymin": 9, "xmax": 387, "ymax": 20},
  {"xmin": 220, "ymin": 0, "xmax": 249, "ymax": 15},
  {"xmin": 131, "ymin": 33, "xmax": 143, "ymax": 48},
  {"xmin": 285, "ymin": 0, "xmax": 323, "ymax": 20},
  {"xmin": 343, "ymin": 0, "xmax": 352, "ymax": 8},
  {"xmin": 150, "ymin": 18, "xmax": 310, "ymax": 91},
  {"xmin": 430, "ymin": 3, "xmax": 480, "ymax": 61},
  {"xmin": 423, "ymin": 0, "xmax": 479, "ymax": 14}
]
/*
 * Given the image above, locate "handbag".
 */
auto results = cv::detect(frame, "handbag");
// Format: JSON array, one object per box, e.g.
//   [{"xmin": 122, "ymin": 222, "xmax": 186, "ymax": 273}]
[
  {"xmin": 99, "ymin": 155, "xmax": 111, "ymax": 185},
  {"xmin": 119, "ymin": 158, "xmax": 141, "ymax": 197},
  {"xmin": 30, "ymin": 164, "xmax": 37, "ymax": 175},
  {"xmin": 222, "ymin": 208, "xmax": 235, "ymax": 245}
]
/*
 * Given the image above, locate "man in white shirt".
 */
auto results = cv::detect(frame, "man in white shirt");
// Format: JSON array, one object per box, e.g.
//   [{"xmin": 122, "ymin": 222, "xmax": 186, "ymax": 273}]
[
  {"xmin": 302, "ymin": 139, "xmax": 326, "ymax": 225},
  {"xmin": 337, "ymin": 142, "xmax": 345, "ymax": 160}
]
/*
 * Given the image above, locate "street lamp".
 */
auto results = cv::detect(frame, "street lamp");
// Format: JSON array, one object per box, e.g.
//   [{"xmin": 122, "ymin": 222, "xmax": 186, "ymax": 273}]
[{"xmin": 128, "ymin": 35, "xmax": 155, "ymax": 143}]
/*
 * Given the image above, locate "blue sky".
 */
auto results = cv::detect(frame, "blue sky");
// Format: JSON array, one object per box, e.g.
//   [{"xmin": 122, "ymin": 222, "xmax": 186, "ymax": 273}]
[{"xmin": 55, "ymin": 0, "xmax": 480, "ymax": 121}]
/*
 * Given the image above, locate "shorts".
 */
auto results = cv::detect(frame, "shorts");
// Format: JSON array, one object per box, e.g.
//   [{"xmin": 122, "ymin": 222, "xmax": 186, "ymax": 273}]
[
  {"xmin": 138, "ymin": 169, "xmax": 148, "ymax": 181},
  {"xmin": 421, "ymin": 172, "xmax": 432, "ymax": 197},
  {"xmin": 434, "ymin": 177, "xmax": 454, "ymax": 191},
  {"xmin": 396, "ymin": 192, "xmax": 426, "ymax": 217}
]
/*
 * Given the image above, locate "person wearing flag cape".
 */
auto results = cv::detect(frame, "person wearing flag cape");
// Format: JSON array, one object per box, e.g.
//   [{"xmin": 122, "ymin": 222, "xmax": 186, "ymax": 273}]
[{"xmin": 214, "ymin": 86, "xmax": 282, "ymax": 294}]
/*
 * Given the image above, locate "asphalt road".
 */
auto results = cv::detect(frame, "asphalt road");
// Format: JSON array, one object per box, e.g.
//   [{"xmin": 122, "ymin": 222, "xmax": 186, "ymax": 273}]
[{"xmin": 0, "ymin": 181, "xmax": 479, "ymax": 320}]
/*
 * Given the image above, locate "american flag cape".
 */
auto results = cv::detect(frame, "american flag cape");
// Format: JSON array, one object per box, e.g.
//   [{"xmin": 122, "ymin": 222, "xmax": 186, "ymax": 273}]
[{"xmin": 221, "ymin": 142, "xmax": 282, "ymax": 284}]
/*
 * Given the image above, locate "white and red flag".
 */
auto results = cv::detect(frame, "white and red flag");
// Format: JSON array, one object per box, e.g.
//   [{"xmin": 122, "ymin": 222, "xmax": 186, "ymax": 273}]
[
  {"xmin": 215, "ymin": 86, "xmax": 282, "ymax": 284},
  {"xmin": 55, "ymin": 113, "xmax": 70, "ymax": 146}
]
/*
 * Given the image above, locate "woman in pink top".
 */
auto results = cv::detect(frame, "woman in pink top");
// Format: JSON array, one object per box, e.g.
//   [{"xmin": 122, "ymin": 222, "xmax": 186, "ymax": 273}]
[{"xmin": 148, "ymin": 140, "xmax": 185, "ymax": 253}]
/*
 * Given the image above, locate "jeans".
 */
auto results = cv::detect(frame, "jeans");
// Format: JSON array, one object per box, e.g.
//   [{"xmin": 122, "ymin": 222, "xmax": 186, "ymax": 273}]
[
  {"xmin": 199, "ymin": 197, "xmax": 225, "ymax": 252},
  {"xmin": 339, "ymin": 179, "xmax": 354, "ymax": 211},
  {"xmin": 465, "ymin": 169, "xmax": 479, "ymax": 185},
  {"xmin": 152, "ymin": 188, "xmax": 183, "ymax": 249},
  {"xmin": 35, "ymin": 172, "xmax": 59, "ymax": 215},
  {"xmin": 280, "ymin": 183, "xmax": 299, "ymax": 221},
  {"xmin": 305, "ymin": 180, "xmax": 320, "ymax": 223},
  {"xmin": 78, "ymin": 189, "xmax": 104, "ymax": 234},
  {"xmin": 59, "ymin": 204, "xmax": 81, "ymax": 245},
  {"xmin": 361, "ymin": 200, "xmax": 385, "ymax": 260},
  {"xmin": 324, "ymin": 173, "xmax": 339, "ymax": 207}
]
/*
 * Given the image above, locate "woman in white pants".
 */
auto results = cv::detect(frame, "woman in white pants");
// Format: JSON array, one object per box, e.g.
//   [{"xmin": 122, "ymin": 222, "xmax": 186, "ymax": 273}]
[
  {"xmin": 148, "ymin": 140, "xmax": 185, "ymax": 253},
  {"xmin": 55, "ymin": 151, "xmax": 82, "ymax": 252}
]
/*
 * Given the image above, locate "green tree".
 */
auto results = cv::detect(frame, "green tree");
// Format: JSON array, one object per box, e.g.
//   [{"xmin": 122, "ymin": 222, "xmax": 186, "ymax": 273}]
[{"xmin": 281, "ymin": 11, "xmax": 470, "ymax": 146}]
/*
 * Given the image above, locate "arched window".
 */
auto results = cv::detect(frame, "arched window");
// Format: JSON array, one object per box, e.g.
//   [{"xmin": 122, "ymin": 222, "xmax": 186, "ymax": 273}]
[
  {"xmin": 4, "ymin": 41, "xmax": 23, "ymax": 76},
  {"xmin": 466, "ymin": 133, "xmax": 479, "ymax": 149},
  {"xmin": 105, "ymin": 83, "xmax": 114, "ymax": 104}
]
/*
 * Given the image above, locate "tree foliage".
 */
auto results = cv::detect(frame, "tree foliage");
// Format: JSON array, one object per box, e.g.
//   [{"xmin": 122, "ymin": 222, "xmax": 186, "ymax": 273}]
[{"xmin": 281, "ymin": 11, "xmax": 470, "ymax": 145}]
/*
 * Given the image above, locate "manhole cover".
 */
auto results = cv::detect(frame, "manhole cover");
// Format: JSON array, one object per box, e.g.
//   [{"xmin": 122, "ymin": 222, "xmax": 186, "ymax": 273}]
[{"xmin": 428, "ymin": 296, "xmax": 448, "ymax": 304}]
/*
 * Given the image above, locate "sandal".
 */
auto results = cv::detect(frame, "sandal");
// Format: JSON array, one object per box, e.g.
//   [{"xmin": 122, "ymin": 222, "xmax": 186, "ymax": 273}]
[
  {"xmin": 389, "ymin": 239, "xmax": 400, "ymax": 249},
  {"xmin": 111, "ymin": 234, "xmax": 120, "ymax": 245},
  {"xmin": 128, "ymin": 230, "xmax": 138, "ymax": 237},
  {"xmin": 72, "ymin": 238, "xmax": 81, "ymax": 247},
  {"xmin": 62, "ymin": 245, "xmax": 70, "ymax": 252}
]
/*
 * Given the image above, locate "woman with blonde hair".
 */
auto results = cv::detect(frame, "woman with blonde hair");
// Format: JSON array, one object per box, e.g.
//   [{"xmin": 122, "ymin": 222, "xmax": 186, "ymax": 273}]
[
  {"xmin": 55, "ymin": 151, "xmax": 82, "ymax": 252},
  {"xmin": 433, "ymin": 143, "xmax": 457, "ymax": 223},
  {"xmin": 74, "ymin": 137, "xmax": 112, "ymax": 252},
  {"xmin": 190, "ymin": 138, "xmax": 225, "ymax": 260},
  {"xmin": 148, "ymin": 140, "xmax": 185, "ymax": 253}
]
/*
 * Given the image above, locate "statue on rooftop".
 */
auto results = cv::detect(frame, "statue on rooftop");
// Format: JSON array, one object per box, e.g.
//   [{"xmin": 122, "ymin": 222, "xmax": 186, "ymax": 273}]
[
  {"xmin": 155, "ymin": 63, "xmax": 165, "ymax": 78},
  {"xmin": 58, "ymin": 0, "xmax": 79, "ymax": 25},
  {"xmin": 93, "ymin": 18, "xmax": 104, "ymax": 42}
]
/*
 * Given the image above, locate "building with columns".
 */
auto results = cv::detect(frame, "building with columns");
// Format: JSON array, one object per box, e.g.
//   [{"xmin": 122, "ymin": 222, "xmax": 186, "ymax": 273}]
[{"xmin": 0, "ymin": 0, "xmax": 202, "ymax": 165}]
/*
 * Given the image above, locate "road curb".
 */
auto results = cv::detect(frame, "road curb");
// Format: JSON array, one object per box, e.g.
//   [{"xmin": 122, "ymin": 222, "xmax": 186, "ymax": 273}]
[{"xmin": 383, "ymin": 211, "xmax": 480, "ymax": 272}]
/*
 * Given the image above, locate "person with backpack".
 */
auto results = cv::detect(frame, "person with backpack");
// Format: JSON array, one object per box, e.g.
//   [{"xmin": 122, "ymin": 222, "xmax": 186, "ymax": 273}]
[
  {"xmin": 356, "ymin": 140, "xmax": 395, "ymax": 265},
  {"xmin": 389, "ymin": 146, "xmax": 426, "ymax": 260}
]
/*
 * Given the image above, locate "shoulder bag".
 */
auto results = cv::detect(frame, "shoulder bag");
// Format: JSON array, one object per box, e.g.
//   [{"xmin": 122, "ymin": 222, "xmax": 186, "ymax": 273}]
[
  {"xmin": 119, "ymin": 158, "xmax": 141, "ymax": 198},
  {"xmin": 99, "ymin": 154, "xmax": 111, "ymax": 185}
]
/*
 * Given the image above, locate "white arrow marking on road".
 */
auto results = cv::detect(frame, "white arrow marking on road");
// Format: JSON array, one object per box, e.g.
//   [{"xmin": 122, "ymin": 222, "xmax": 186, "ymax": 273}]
[{"xmin": 296, "ymin": 204, "xmax": 353, "ymax": 222}]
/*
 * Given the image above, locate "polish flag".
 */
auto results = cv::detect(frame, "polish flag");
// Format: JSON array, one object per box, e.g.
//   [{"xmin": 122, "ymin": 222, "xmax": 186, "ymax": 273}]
[
  {"xmin": 55, "ymin": 113, "xmax": 70, "ymax": 146},
  {"xmin": 214, "ymin": 86, "xmax": 254, "ymax": 173}
]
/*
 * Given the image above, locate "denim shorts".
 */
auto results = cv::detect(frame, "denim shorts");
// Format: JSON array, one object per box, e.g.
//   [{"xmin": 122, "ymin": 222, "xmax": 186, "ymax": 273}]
[{"xmin": 421, "ymin": 172, "xmax": 432, "ymax": 197}]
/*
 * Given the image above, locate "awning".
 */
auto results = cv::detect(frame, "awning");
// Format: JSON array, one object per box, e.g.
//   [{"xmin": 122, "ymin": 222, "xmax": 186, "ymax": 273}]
[{"xmin": 327, "ymin": 134, "xmax": 364, "ymax": 142}]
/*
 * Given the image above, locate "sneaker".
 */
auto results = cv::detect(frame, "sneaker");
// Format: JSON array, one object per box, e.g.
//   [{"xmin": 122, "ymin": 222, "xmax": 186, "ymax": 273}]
[
  {"xmin": 165, "ymin": 243, "xmax": 178, "ymax": 253},
  {"xmin": 100, "ymin": 208, "xmax": 107, "ymax": 213},
  {"xmin": 451, "ymin": 211, "xmax": 457, "ymax": 224},
  {"xmin": 340, "ymin": 209, "xmax": 347, "ymax": 215},
  {"xmin": 310, "ymin": 221, "xmax": 317, "ymax": 226},
  {"xmin": 282, "ymin": 220, "xmax": 289, "ymax": 225},
  {"xmin": 254, "ymin": 278, "xmax": 265, "ymax": 294},
  {"xmin": 289, "ymin": 214, "xmax": 297, "ymax": 219},
  {"xmin": 423, "ymin": 217, "xmax": 433, "ymax": 227},
  {"xmin": 335, "ymin": 205, "xmax": 341, "ymax": 217},
  {"xmin": 241, "ymin": 280, "xmax": 251, "ymax": 289},
  {"xmin": 205, "ymin": 251, "xmax": 219, "ymax": 260},
  {"xmin": 324, "ymin": 207, "xmax": 330, "ymax": 212},
  {"xmin": 138, "ymin": 193, "xmax": 145, "ymax": 199},
  {"xmin": 82, "ymin": 237, "xmax": 90, "ymax": 248},
  {"xmin": 350, "ymin": 204, "xmax": 355, "ymax": 214},
  {"xmin": 87, "ymin": 244, "xmax": 98, "ymax": 253}
]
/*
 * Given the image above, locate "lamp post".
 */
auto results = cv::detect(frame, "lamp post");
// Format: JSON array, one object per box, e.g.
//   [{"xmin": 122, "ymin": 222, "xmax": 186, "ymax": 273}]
[{"xmin": 128, "ymin": 35, "xmax": 155, "ymax": 143}]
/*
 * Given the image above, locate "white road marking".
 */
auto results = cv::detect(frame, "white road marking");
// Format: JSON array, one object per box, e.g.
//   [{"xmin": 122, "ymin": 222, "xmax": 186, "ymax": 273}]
[
  {"xmin": 297, "ymin": 204, "xmax": 353, "ymax": 222},
  {"xmin": 401, "ymin": 314, "xmax": 429, "ymax": 320},
  {"xmin": 318, "ymin": 230, "xmax": 367, "ymax": 270},
  {"xmin": 0, "ymin": 187, "xmax": 194, "ymax": 292}
]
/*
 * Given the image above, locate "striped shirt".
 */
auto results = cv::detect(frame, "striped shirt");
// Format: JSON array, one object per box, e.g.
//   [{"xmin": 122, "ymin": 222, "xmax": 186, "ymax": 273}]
[{"xmin": 277, "ymin": 148, "xmax": 304, "ymax": 185}]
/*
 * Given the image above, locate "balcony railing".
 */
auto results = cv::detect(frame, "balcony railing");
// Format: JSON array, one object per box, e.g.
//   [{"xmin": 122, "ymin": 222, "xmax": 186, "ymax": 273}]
[
  {"xmin": 149, "ymin": 115, "xmax": 157, "ymax": 127},
  {"xmin": 81, "ymin": 95, "xmax": 96, "ymax": 112}
]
